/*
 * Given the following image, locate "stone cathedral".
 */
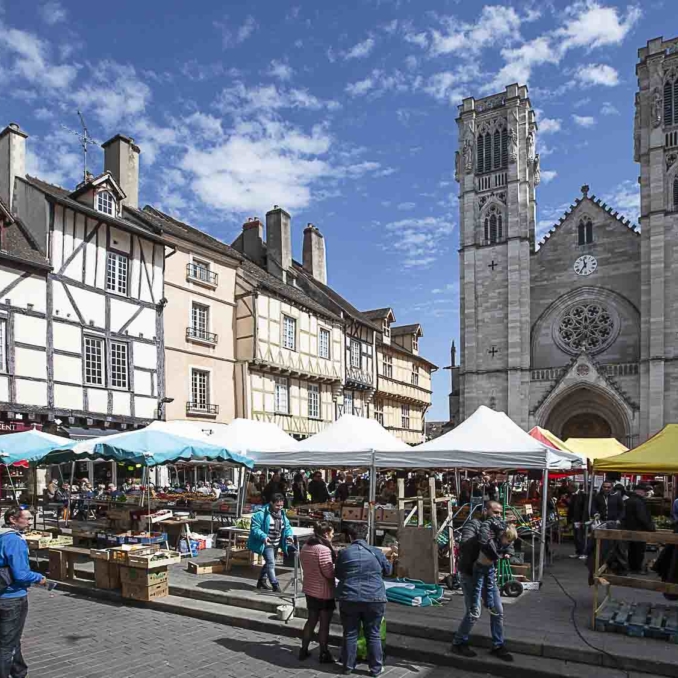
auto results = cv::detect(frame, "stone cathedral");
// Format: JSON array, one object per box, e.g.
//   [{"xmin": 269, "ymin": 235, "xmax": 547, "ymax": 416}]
[{"xmin": 452, "ymin": 35, "xmax": 678, "ymax": 447}]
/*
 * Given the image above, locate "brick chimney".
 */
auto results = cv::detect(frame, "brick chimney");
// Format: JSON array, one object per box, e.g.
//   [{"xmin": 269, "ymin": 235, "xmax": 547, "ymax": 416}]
[
  {"xmin": 302, "ymin": 223, "xmax": 327, "ymax": 285},
  {"xmin": 0, "ymin": 123, "xmax": 27, "ymax": 210},
  {"xmin": 102, "ymin": 134, "xmax": 140, "ymax": 209},
  {"xmin": 266, "ymin": 205, "xmax": 291, "ymax": 282},
  {"xmin": 234, "ymin": 217, "xmax": 264, "ymax": 265}
]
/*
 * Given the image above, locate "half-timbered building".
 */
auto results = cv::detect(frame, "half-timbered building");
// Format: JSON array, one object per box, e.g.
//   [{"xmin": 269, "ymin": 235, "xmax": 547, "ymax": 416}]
[
  {"xmin": 0, "ymin": 123, "xmax": 169, "ymax": 433},
  {"xmin": 232, "ymin": 210, "xmax": 344, "ymax": 438}
]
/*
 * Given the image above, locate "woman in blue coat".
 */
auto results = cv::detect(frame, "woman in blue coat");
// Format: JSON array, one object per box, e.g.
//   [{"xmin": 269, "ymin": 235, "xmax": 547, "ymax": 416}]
[{"xmin": 247, "ymin": 494, "xmax": 295, "ymax": 592}]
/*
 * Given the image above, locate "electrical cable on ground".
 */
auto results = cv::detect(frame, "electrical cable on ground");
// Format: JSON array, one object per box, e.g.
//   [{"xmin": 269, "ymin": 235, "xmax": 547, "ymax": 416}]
[{"xmin": 548, "ymin": 571, "xmax": 630, "ymax": 678}]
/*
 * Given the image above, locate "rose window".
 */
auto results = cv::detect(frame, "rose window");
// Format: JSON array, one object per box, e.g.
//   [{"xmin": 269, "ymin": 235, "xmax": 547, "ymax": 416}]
[{"xmin": 557, "ymin": 304, "xmax": 614, "ymax": 353}]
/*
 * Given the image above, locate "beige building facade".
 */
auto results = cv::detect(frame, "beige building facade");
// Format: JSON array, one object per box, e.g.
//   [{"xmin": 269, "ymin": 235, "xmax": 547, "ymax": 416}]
[{"xmin": 136, "ymin": 207, "xmax": 241, "ymax": 423}]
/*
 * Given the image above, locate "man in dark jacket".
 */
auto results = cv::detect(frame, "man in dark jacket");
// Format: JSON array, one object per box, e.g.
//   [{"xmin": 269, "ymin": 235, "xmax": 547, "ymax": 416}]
[
  {"xmin": 308, "ymin": 472, "xmax": 330, "ymax": 504},
  {"xmin": 261, "ymin": 471, "xmax": 284, "ymax": 504},
  {"xmin": 336, "ymin": 527, "xmax": 392, "ymax": 676},
  {"xmin": 593, "ymin": 481, "xmax": 624, "ymax": 522},
  {"xmin": 622, "ymin": 484, "xmax": 655, "ymax": 573},
  {"xmin": 0, "ymin": 507, "xmax": 47, "ymax": 678},
  {"xmin": 567, "ymin": 484, "xmax": 589, "ymax": 559}
]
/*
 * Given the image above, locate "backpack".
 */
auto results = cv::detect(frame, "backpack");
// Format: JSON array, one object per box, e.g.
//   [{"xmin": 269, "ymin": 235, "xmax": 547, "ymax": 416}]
[{"xmin": 0, "ymin": 531, "xmax": 18, "ymax": 593}]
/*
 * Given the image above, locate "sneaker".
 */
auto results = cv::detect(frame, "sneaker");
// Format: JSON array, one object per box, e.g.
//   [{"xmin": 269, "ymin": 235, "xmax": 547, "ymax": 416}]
[
  {"xmin": 451, "ymin": 643, "xmax": 477, "ymax": 658},
  {"xmin": 369, "ymin": 669, "xmax": 384, "ymax": 677},
  {"xmin": 256, "ymin": 579, "xmax": 271, "ymax": 591},
  {"xmin": 579, "ymin": 555, "xmax": 587, "ymax": 560},
  {"xmin": 490, "ymin": 645, "xmax": 514, "ymax": 662},
  {"xmin": 569, "ymin": 554, "xmax": 580, "ymax": 559}
]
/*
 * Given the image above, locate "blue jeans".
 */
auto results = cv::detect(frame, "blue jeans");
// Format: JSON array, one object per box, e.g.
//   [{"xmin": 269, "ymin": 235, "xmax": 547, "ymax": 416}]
[
  {"xmin": 0, "ymin": 596, "xmax": 28, "ymax": 678},
  {"xmin": 340, "ymin": 601, "xmax": 385, "ymax": 674},
  {"xmin": 453, "ymin": 563, "xmax": 504, "ymax": 648},
  {"xmin": 259, "ymin": 545, "xmax": 279, "ymax": 585}
]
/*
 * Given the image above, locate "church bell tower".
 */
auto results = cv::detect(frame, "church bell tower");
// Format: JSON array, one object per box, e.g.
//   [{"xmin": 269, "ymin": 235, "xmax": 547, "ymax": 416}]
[{"xmin": 455, "ymin": 84, "xmax": 538, "ymax": 428}]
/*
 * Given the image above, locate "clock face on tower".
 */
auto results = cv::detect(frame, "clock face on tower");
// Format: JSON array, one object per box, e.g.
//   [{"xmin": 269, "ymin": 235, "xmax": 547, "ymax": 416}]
[{"xmin": 573, "ymin": 254, "xmax": 597, "ymax": 276}]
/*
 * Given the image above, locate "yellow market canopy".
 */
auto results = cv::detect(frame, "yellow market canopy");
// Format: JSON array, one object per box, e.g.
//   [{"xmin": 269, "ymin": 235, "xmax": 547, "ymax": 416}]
[
  {"xmin": 593, "ymin": 425, "xmax": 678, "ymax": 474},
  {"xmin": 565, "ymin": 438, "xmax": 628, "ymax": 462}
]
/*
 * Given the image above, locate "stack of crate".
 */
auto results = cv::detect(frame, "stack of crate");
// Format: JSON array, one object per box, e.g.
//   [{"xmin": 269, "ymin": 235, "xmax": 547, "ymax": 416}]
[{"xmin": 120, "ymin": 550, "xmax": 182, "ymax": 601}]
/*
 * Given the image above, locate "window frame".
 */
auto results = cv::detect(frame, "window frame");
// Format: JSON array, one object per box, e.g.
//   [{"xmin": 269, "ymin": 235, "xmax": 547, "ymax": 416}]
[
  {"xmin": 374, "ymin": 398, "xmax": 384, "ymax": 426},
  {"xmin": 401, "ymin": 404, "xmax": 410, "ymax": 430},
  {"xmin": 282, "ymin": 315, "xmax": 297, "ymax": 351},
  {"xmin": 318, "ymin": 327, "xmax": 331, "ymax": 360},
  {"xmin": 191, "ymin": 368, "xmax": 211, "ymax": 410},
  {"xmin": 84, "ymin": 335, "xmax": 105, "ymax": 386},
  {"xmin": 191, "ymin": 302, "xmax": 210, "ymax": 339},
  {"xmin": 343, "ymin": 390, "xmax": 353, "ymax": 416},
  {"xmin": 274, "ymin": 376, "xmax": 289, "ymax": 414},
  {"xmin": 96, "ymin": 190, "xmax": 116, "ymax": 217},
  {"xmin": 0, "ymin": 318, "xmax": 6, "ymax": 373},
  {"xmin": 383, "ymin": 353, "xmax": 393, "ymax": 379},
  {"xmin": 411, "ymin": 364, "xmax": 419, "ymax": 386},
  {"xmin": 350, "ymin": 339, "xmax": 361, "ymax": 369},
  {"xmin": 308, "ymin": 383, "xmax": 320, "ymax": 419},
  {"xmin": 106, "ymin": 250, "xmax": 129, "ymax": 296},
  {"xmin": 578, "ymin": 219, "xmax": 594, "ymax": 245},
  {"xmin": 109, "ymin": 340, "xmax": 129, "ymax": 390}
]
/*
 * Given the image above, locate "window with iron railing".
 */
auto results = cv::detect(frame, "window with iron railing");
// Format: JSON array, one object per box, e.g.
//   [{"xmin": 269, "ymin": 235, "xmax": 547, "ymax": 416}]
[
  {"xmin": 186, "ymin": 261, "xmax": 218, "ymax": 286},
  {"xmin": 187, "ymin": 369, "xmax": 218, "ymax": 414},
  {"xmin": 187, "ymin": 303, "xmax": 218, "ymax": 343}
]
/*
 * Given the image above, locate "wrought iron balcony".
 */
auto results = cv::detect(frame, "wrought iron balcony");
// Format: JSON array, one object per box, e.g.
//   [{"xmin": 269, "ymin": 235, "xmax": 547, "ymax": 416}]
[
  {"xmin": 186, "ymin": 401, "xmax": 219, "ymax": 415},
  {"xmin": 345, "ymin": 367, "xmax": 373, "ymax": 388},
  {"xmin": 337, "ymin": 405, "xmax": 365, "ymax": 418},
  {"xmin": 186, "ymin": 263, "xmax": 218, "ymax": 287},
  {"xmin": 186, "ymin": 327, "xmax": 218, "ymax": 344}
]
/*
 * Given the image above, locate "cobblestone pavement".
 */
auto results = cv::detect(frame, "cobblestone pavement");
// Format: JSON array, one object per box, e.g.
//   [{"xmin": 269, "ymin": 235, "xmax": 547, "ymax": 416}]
[{"xmin": 23, "ymin": 590, "xmax": 493, "ymax": 678}]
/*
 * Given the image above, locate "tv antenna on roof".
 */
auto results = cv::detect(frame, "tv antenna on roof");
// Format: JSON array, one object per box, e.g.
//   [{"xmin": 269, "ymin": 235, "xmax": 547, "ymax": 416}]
[{"xmin": 60, "ymin": 110, "xmax": 99, "ymax": 182}]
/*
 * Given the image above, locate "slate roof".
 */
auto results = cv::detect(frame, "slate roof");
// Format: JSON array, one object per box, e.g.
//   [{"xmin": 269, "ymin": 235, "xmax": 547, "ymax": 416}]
[
  {"xmin": 362, "ymin": 308, "xmax": 394, "ymax": 321},
  {"xmin": 386, "ymin": 340, "xmax": 438, "ymax": 369},
  {"xmin": 0, "ymin": 197, "xmax": 50, "ymax": 270},
  {"xmin": 391, "ymin": 323, "xmax": 422, "ymax": 337},
  {"xmin": 137, "ymin": 206, "xmax": 243, "ymax": 261},
  {"xmin": 20, "ymin": 176, "xmax": 169, "ymax": 246},
  {"xmin": 292, "ymin": 262, "xmax": 381, "ymax": 331},
  {"xmin": 537, "ymin": 189, "xmax": 639, "ymax": 251}
]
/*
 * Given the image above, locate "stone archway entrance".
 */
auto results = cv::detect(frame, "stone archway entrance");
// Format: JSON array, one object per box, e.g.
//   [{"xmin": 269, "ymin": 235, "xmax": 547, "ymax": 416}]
[{"xmin": 542, "ymin": 385, "xmax": 629, "ymax": 444}]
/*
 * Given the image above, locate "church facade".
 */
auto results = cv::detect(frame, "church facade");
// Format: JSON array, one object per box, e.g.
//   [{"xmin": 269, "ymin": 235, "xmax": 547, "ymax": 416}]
[{"xmin": 453, "ymin": 35, "xmax": 678, "ymax": 447}]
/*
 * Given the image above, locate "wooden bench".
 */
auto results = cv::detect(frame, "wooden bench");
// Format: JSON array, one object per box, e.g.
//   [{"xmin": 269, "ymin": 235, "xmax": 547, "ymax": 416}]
[{"xmin": 48, "ymin": 546, "xmax": 91, "ymax": 581}]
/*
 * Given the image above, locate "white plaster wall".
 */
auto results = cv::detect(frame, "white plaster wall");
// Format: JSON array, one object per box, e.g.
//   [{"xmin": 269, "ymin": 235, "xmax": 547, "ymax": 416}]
[
  {"xmin": 54, "ymin": 384, "xmax": 83, "ymax": 410},
  {"xmin": 0, "ymin": 376, "xmax": 9, "ymax": 401},
  {"xmin": 134, "ymin": 370, "xmax": 152, "ymax": 396},
  {"xmin": 15, "ymin": 379, "xmax": 47, "ymax": 406},
  {"xmin": 14, "ymin": 315, "xmax": 46, "ymax": 347},
  {"xmin": 133, "ymin": 342, "xmax": 156, "ymax": 369},
  {"xmin": 7, "ymin": 275, "xmax": 46, "ymax": 313},
  {"xmin": 112, "ymin": 391, "xmax": 130, "ymax": 416},
  {"xmin": 68, "ymin": 285, "xmax": 105, "ymax": 327},
  {"xmin": 53, "ymin": 355, "xmax": 81, "ymax": 384},
  {"xmin": 84, "ymin": 222, "xmax": 98, "ymax": 287},
  {"xmin": 109, "ymin": 226, "xmax": 131, "ymax": 254},
  {"xmin": 135, "ymin": 395, "xmax": 156, "ymax": 419},
  {"xmin": 52, "ymin": 282, "xmax": 79, "ymax": 322},
  {"xmin": 87, "ymin": 388, "xmax": 108, "ymax": 414},
  {"xmin": 53, "ymin": 323, "xmax": 81, "ymax": 352},
  {"xmin": 14, "ymin": 347, "xmax": 46, "ymax": 379}
]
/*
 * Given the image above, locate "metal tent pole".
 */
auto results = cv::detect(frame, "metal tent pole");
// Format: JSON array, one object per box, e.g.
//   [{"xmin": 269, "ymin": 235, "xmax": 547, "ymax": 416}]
[
  {"xmin": 367, "ymin": 452, "xmax": 377, "ymax": 545},
  {"xmin": 538, "ymin": 466, "xmax": 549, "ymax": 582}
]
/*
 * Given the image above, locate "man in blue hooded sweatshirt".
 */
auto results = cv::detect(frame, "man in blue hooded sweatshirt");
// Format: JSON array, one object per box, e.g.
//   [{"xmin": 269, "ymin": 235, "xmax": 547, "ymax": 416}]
[{"xmin": 0, "ymin": 507, "xmax": 46, "ymax": 678}]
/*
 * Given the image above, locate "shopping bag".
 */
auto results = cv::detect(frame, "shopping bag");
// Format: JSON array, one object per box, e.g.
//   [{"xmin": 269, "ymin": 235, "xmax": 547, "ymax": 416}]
[{"xmin": 356, "ymin": 617, "xmax": 387, "ymax": 661}]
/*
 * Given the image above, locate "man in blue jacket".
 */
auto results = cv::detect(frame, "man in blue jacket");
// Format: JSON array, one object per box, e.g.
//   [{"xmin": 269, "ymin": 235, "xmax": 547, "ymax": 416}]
[
  {"xmin": 246, "ymin": 494, "xmax": 294, "ymax": 593},
  {"xmin": 335, "ymin": 527, "xmax": 392, "ymax": 676},
  {"xmin": 0, "ymin": 507, "xmax": 46, "ymax": 678}
]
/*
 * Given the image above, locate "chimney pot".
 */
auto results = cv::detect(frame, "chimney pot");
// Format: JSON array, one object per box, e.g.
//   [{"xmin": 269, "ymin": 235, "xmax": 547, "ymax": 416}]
[
  {"xmin": 302, "ymin": 222, "xmax": 327, "ymax": 285},
  {"xmin": 102, "ymin": 134, "xmax": 140, "ymax": 209}
]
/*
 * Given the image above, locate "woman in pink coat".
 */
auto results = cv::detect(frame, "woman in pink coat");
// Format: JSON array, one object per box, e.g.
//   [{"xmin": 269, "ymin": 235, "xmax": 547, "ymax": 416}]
[{"xmin": 299, "ymin": 521, "xmax": 336, "ymax": 663}]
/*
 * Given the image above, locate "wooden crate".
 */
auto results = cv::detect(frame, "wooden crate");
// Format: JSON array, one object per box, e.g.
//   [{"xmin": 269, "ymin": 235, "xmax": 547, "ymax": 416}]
[
  {"xmin": 94, "ymin": 560, "xmax": 120, "ymax": 590},
  {"xmin": 119, "ymin": 566, "xmax": 168, "ymax": 587},
  {"xmin": 121, "ymin": 581, "xmax": 168, "ymax": 601},
  {"xmin": 187, "ymin": 560, "xmax": 226, "ymax": 575},
  {"xmin": 48, "ymin": 549, "xmax": 68, "ymax": 581},
  {"xmin": 127, "ymin": 551, "xmax": 182, "ymax": 570}
]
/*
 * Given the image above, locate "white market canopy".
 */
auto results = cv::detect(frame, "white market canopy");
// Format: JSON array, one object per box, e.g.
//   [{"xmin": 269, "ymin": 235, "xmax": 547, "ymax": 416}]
[
  {"xmin": 379, "ymin": 406, "xmax": 583, "ymax": 470},
  {"xmin": 147, "ymin": 418, "xmax": 298, "ymax": 457},
  {"xmin": 250, "ymin": 414, "xmax": 410, "ymax": 468}
]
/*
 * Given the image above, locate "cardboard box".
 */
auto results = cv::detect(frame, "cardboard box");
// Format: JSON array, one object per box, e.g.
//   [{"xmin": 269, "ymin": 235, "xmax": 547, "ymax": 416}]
[
  {"xmin": 121, "ymin": 581, "xmax": 168, "ymax": 601},
  {"xmin": 187, "ymin": 560, "xmax": 226, "ymax": 575},
  {"xmin": 341, "ymin": 506, "xmax": 364, "ymax": 521},
  {"xmin": 126, "ymin": 550, "xmax": 182, "ymax": 570},
  {"xmin": 94, "ymin": 560, "xmax": 120, "ymax": 590},
  {"xmin": 119, "ymin": 566, "xmax": 168, "ymax": 586},
  {"xmin": 379, "ymin": 509, "xmax": 399, "ymax": 525}
]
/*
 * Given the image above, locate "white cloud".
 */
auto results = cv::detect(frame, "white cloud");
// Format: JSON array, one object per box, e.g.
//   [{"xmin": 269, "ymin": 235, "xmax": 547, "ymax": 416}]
[
  {"xmin": 541, "ymin": 170, "xmax": 557, "ymax": 183},
  {"xmin": 218, "ymin": 82, "xmax": 340, "ymax": 113},
  {"xmin": 345, "ymin": 69, "xmax": 409, "ymax": 98},
  {"xmin": 576, "ymin": 63, "xmax": 619, "ymax": 87},
  {"xmin": 557, "ymin": 2, "xmax": 641, "ymax": 51},
  {"xmin": 534, "ymin": 109, "xmax": 562, "ymax": 134},
  {"xmin": 39, "ymin": 1, "xmax": 67, "ymax": 24},
  {"xmin": 601, "ymin": 101, "xmax": 620, "ymax": 115},
  {"xmin": 431, "ymin": 6, "xmax": 522, "ymax": 56},
  {"xmin": 384, "ymin": 216, "xmax": 454, "ymax": 268},
  {"xmin": 214, "ymin": 15, "xmax": 258, "ymax": 48},
  {"xmin": 603, "ymin": 179, "xmax": 640, "ymax": 225},
  {"xmin": 268, "ymin": 60, "xmax": 294, "ymax": 81},
  {"xmin": 344, "ymin": 37, "xmax": 376, "ymax": 60},
  {"xmin": 0, "ymin": 28, "xmax": 78, "ymax": 89},
  {"xmin": 572, "ymin": 114, "xmax": 596, "ymax": 127},
  {"xmin": 397, "ymin": 201, "xmax": 416, "ymax": 211},
  {"xmin": 487, "ymin": 36, "xmax": 558, "ymax": 92}
]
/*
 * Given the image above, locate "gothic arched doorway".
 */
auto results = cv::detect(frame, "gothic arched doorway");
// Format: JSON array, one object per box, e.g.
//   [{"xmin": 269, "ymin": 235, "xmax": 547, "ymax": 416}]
[
  {"xmin": 542, "ymin": 385, "xmax": 629, "ymax": 444},
  {"xmin": 561, "ymin": 412, "xmax": 612, "ymax": 440}
]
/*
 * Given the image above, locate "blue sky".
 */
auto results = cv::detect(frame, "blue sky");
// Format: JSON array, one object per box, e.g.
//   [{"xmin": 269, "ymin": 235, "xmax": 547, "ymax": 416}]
[{"xmin": 0, "ymin": 0, "xmax": 664, "ymax": 418}]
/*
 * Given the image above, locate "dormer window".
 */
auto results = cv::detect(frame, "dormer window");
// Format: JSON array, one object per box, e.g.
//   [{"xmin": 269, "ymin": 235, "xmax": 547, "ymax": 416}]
[
  {"xmin": 383, "ymin": 320, "xmax": 390, "ymax": 338},
  {"xmin": 97, "ymin": 191, "xmax": 116, "ymax": 216}
]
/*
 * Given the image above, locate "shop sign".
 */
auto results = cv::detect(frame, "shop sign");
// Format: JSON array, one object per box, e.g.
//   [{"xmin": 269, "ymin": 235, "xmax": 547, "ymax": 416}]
[{"xmin": 0, "ymin": 421, "xmax": 43, "ymax": 434}]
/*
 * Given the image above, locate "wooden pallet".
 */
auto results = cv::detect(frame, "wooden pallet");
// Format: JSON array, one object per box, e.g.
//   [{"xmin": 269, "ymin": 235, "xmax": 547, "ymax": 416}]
[{"xmin": 595, "ymin": 599, "xmax": 678, "ymax": 642}]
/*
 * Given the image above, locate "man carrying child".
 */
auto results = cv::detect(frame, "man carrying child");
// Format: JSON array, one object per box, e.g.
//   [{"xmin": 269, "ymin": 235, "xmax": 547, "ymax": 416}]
[{"xmin": 452, "ymin": 500, "xmax": 517, "ymax": 662}]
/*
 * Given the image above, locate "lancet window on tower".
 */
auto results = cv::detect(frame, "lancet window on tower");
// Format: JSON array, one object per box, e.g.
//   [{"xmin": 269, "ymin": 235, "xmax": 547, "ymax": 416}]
[
  {"xmin": 483, "ymin": 204, "xmax": 504, "ymax": 244},
  {"xmin": 673, "ymin": 176, "xmax": 678, "ymax": 210},
  {"xmin": 578, "ymin": 219, "xmax": 593, "ymax": 245},
  {"xmin": 476, "ymin": 121, "xmax": 508, "ymax": 174}
]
